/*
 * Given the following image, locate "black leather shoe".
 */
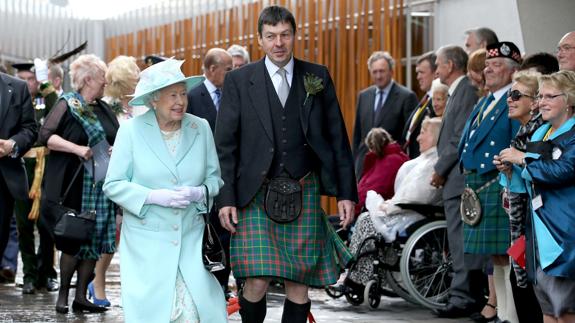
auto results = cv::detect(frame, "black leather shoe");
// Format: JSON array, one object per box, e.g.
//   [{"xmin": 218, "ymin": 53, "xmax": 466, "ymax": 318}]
[
  {"xmin": 45, "ymin": 278, "xmax": 59, "ymax": 292},
  {"xmin": 22, "ymin": 282, "xmax": 36, "ymax": 294},
  {"xmin": 55, "ymin": 305, "xmax": 69, "ymax": 314},
  {"xmin": 434, "ymin": 303, "xmax": 475, "ymax": 318},
  {"xmin": 72, "ymin": 300, "xmax": 108, "ymax": 313},
  {"xmin": 0, "ymin": 267, "xmax": 15, "ymax": 283}
]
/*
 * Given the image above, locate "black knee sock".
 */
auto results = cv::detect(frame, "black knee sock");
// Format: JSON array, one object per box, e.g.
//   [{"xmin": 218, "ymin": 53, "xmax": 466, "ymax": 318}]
[
  {"xmin": 56, "ymin": 253, "xmax": 78, "ymax": 308},
  {"xmin": 239, "ymin": 293, "xmax": 267, "ymax": 323},
  {"xmin": 281, "ymin": 298, "xmax": 311, "ymax": 323}
]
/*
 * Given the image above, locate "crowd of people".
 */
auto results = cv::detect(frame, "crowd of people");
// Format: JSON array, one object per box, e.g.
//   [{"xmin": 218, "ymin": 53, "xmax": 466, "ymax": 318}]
[{"xmin": 0, "ymin": 4, "xmax": 574, "ymax": 323}]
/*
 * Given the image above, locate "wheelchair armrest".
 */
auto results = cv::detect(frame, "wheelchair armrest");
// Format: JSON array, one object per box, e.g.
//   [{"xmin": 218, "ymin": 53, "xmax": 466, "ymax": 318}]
[{"xmin": 394, "ymin": 203, "xmax": 444, "ymax": 217}]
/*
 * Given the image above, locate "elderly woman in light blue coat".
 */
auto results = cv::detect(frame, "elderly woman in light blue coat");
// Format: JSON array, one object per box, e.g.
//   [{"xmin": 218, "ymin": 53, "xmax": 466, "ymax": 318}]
[{"xmin": 103, "ymin": 59, "xmax": 227, "ymax": 323}]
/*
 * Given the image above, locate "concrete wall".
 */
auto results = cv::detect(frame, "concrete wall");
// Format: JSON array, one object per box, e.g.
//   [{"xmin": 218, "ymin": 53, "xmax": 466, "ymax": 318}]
[
  {"xmin": 516, "ymin": 0, "xmax": 575, "ymax": 54},
  {"xmin": 434, "ymin": 0, "xmax": 525, "ymax": 52}
]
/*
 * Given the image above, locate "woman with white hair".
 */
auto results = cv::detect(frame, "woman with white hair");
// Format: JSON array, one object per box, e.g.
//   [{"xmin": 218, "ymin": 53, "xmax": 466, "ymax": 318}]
[
  {"xmin": 39, "ymin": 54, "xmax": 118, "ymax": 314},
  {"xmin": 103, "ymin": 59, "xmax": 227, "ymax": 322}
]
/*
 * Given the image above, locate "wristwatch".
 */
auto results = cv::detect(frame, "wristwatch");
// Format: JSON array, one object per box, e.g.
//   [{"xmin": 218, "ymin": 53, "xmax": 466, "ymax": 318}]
[{"xmin": 8, "ymin": 139, "xmax": 19, "ymax": 158}]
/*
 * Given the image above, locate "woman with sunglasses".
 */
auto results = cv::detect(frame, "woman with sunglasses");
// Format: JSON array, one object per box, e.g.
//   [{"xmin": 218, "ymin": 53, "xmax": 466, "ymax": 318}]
[
  {"xmin": 493, "ymin": 70, "xmax": 544, "ymax": 323},
  {"xmin": 498, "ymin": 70, "xmax": 575, "ymax": 323}
]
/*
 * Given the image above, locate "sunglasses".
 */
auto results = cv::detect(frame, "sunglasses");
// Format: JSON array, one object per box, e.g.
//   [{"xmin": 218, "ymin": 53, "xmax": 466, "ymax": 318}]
[{"xmin": 507, "ymin": 89, "xmax": 535, "ymax": 102}]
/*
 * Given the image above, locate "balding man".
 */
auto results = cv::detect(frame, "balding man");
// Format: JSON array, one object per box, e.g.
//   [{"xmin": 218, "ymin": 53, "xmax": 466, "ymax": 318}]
[
  {"xmin": 464, "ymin": 27, "xmax": 499, "ymax": 54},
  {"xmin": 186, "ymin": 47, "xmax": 233, "ymax": 298},
  {"xmin": 186, "ymin": 48, "xmax": 232, "ymax": 131},
  {"xmin": 431, "ymin": 45, "xmax": 486, "ymax": 318},
  {"xmin": 557, "ymin": 31, "xmax": 575, "ymax": 72}
]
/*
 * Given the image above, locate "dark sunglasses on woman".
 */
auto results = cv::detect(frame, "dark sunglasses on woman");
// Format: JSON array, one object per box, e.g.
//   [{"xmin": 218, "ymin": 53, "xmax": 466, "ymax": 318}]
[{"xmin": 507, "ymin": 89, "xmax": 535, "ymax": 102}]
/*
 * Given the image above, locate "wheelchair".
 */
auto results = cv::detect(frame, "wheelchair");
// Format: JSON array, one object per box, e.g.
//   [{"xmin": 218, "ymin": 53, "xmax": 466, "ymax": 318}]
[{"xmin": 325, "ymin": 204, "xmax": 452, "ymax": 310}]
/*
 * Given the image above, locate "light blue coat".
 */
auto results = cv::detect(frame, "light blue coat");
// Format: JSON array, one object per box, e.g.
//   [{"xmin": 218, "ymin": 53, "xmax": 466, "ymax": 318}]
[{"xmin": 103, "ymin": 110, "xmax": 227, "ymax": 323}]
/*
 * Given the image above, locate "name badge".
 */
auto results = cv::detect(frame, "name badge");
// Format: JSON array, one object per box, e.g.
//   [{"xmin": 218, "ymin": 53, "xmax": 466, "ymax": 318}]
[{"xmin": 532, "ymin": 194, "xmax": 543, "ymax": 211}]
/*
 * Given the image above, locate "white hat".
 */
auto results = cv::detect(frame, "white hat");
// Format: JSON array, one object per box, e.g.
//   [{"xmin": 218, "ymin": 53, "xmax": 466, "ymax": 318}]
[{"xmin": 129, "ymin": 58, "xmax": 204, "ymax": 107}]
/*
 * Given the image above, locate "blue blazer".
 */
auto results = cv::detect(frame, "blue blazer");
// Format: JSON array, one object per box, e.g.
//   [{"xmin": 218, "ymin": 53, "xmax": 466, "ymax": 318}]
[
  {"xmin": 103, "ymin": 110, "xmax": 226, "ymax": 322},
  {"xmin": 459, "ymin": 93, "xmax": 520, "ymax": 174},
  {"xmin": 522, "ymin": 118, "xmax": 575, "ymax": 279}
]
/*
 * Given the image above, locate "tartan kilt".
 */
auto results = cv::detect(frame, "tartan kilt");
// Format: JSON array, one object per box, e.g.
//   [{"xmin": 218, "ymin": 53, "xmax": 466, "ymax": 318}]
[
  {"xmin": 463, "ymin": 171, "xmax": 510, "ymax": 254},
  {"xmin": 230, "ymin": 173, "xmax": 353, "ymax": 287}
]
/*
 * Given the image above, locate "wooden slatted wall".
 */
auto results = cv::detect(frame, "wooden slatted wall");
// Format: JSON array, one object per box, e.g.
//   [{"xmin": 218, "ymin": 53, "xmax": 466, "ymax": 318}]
[{"xmin": 105, "ymin": 0, "xmax": 406, "ymax": 214}]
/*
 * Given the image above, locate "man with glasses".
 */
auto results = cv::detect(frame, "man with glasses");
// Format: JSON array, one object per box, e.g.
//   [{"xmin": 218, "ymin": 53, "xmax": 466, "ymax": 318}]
[
  {"xmin": 215, "ymin": 5, "xmax": 357, "ymax": 323},
  {"xmin": 557, "ymin": 31, "xmax": 575, "ymax": 72},
  {"xmin": 458, "ymin": 41, "xmax": 522, "ymax": 323}
]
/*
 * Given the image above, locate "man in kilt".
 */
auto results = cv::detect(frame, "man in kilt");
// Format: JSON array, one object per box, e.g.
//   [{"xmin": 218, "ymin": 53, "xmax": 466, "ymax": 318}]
[
  {"xmin": 458, "ymin": 41, "xmax": 521, "ymax": 322},
  {"xmin": 215, "ymin": 5, "xmax": 357, "ymax": 323}
]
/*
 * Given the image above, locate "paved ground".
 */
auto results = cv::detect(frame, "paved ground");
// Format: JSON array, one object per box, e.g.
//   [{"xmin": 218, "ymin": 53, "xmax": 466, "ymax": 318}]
[{"xmin": 0, "ymin": 253, "xmax": 472, "ymax": 322}]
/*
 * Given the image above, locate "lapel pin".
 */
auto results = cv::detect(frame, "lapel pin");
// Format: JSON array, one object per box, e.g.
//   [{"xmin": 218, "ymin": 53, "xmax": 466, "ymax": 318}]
[{"xmin": 191, "ymin": 122, "xmax": 197, "ymax": 129}]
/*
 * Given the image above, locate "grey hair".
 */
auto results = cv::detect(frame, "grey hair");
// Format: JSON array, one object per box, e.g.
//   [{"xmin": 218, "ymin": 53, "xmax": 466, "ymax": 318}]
[
  {"xmin": 144, "ymin": 90, "xmax": 160, "ymax": 109},
  {"xmin": 465, "ymin": 27, "xmax": 499, "ymax": 47},
  {"xmin": 227, "ymin": 44, "xmax": 250, "ymax": 63},
  {"xmin": 431, "ymin": 82, "xmax": 449, "ymax": 96},
  {"xmin": 367, "ymin": 51, "xmax": 395, "ymax": 71},
  {"xmin": 436, "ymin": 45, "xmax": 468, "ymax": 73}
]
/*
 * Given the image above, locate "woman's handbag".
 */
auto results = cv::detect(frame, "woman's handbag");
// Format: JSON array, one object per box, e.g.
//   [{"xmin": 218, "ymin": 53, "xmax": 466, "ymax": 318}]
[
  {"xmin": 201, "ymin": 185, "xmax": 226, "ymax": 272},
  {"xmin": 52, "ymin": 160, "xmax": 97, "ymax": 252}
]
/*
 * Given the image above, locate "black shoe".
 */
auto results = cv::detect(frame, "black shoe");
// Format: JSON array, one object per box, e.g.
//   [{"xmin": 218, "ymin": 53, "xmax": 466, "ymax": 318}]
[
  {"xmin": 434, "ymin": 303, "xmax": 475, "ymax": 318},
  {"xmin": 22, "ymin": 282, "xmax": 36, "ymax": 294},
  {"xmin": 72, "ymin": 300, "xmax": 108, "ymax": 313},
  {"xmin": 55, "ymin": 305, "xmax": 69, "ymax": 314},
  {"xmin": 45, "ymin": 278, "xmax": 59, "ymax": 292}
]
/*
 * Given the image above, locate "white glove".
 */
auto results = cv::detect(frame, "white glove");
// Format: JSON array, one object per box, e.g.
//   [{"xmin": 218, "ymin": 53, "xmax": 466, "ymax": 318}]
[
  {"xmin": 145, "ymin": 189, "xmax": 190, "ymax": 209},
  {"xmin": 34, "ymin": 58, "xmax": 49, "ymax": 83},
  {"xmin": 174, "ymin": 186, "xmax": 205, "ymax": 203}
]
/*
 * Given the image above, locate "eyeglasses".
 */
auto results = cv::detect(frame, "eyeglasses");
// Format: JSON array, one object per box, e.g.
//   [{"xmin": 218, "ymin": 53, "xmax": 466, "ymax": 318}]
[
  {"xmin": 507, "ymin": 89, "xmax": 534, "ymax": 102},
  {"xmin": 535, "ymin": 93, "xmax": 566, "ymax": 102},
  {"xmin": 556, "ymin": 45, "xmax": 575, "ymax": 54}
]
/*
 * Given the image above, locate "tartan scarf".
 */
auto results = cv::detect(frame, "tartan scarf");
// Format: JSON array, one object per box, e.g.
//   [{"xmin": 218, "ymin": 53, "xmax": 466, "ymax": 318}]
[{"xmin": 62, "ymin": 92, "xmax": 115, "ymax": 258}]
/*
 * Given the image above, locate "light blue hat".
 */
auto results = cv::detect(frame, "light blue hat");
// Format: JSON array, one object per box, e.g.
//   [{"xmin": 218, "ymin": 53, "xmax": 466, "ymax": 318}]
[{"xmin": 129, "ymin": 58, "xmax": 204, "ymax": 107}]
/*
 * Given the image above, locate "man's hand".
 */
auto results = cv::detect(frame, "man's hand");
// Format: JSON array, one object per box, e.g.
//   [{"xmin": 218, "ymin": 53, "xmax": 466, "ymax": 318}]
[
  {"xmin": 337, "ymin": 200, "xmax": 355, "ymax": 229},
  {"xmin": 0, "ymin": 139, "xmax": 15, "ymax": 158},
  {"xmin": 430, "ymin": 172, "xmax": 446, "ymax": 188},
  {"xmin": 219, "ymin": 206, "xmax": 238, "ymax": 234}
]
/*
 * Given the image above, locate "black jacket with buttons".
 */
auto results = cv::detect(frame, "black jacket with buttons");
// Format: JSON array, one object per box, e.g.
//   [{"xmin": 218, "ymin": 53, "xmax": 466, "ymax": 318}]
[{"xmin": 215, "ymin": 58, "xmax": 358, "ymax": 208}]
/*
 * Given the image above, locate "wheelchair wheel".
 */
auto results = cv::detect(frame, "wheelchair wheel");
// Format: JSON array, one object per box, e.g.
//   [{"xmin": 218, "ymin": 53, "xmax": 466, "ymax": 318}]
[
  {"xmin": 400, "ymin": 220, "xmax": 452, "ymax": 310},
  {"xmin": 363, "ymin": 280, "xmax": 381, "ymax": 309},
  {"xmin": 384, "ymin": 270, "xmax": 419, "ymax": 304},
  {"xmin": 344, "ymin": 291, "xmax": 364, "ymax": 306},
  {"xmin": 324, "ymin": 285, "xmax": 345, "ymax": 299}
]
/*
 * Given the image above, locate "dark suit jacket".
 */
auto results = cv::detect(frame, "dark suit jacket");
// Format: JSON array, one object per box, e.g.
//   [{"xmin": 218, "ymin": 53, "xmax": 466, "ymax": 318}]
[
  {"xmin": 215, "ymin": 58, "xmax": 358, "ymax": 208},
  {"xmin": 186, "ymin": 82, "xmax": 217, "ymax": 132},
  {"xmin": 352, "ymin": 83, "xmax": 418, "ymax": 178},
  {"xmin": 434, "ymin": 76, "xmax": 478, "ymax": 199},
  {"xmin": 0, "ymin": 73, "xmax": 38, "ymax": 200},
  {"xmin": 401, "ymin": 96, "xmax": 435, "ymax": 159}
]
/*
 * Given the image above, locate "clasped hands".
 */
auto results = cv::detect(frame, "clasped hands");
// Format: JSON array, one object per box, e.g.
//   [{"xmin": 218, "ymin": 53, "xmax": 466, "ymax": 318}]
[
  {"xmin": 493, "ymin": 147, "xmax": 525, "ymax": 174},
  {"xmin": 145, "ymin": 186, "xmax": 205, "ymax": 209}
]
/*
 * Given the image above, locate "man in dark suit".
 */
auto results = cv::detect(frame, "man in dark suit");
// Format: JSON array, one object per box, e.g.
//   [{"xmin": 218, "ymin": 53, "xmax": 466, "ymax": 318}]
[
  {"xmin": 0, "ymin": 72, "xmax": 37, "ymax": 272},
  {"xmin": 352, "ymin": 51, "xmax": 418, "ymax": 178},
  {"xmin": 187, "ymin": 47, "xmax": 233, "ymax": 298},
  {"xmin": 430, "ymin": 45, "xmax": 486, "ymax": 318},
  {"xmin": 402, "ymin": 51, "xmax": 438, "ymax": 158},
  {"xmin": 215, "ymin": 6, "xmax": 357, "ymax": 323},
  {"xmin": 186, "ymin": 48, "xmax": 232, "ymax": 131}
]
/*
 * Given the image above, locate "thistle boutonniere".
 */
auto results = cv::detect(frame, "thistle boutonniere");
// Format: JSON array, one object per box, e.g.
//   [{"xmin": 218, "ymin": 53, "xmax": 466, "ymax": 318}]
[{"xmin": 303, "ymin": 73, "xmax": 324, "ymax": 106}]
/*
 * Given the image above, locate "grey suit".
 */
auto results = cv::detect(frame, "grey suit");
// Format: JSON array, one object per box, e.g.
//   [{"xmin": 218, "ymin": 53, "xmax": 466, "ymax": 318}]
[
  {"xmin": 352, "ymin": 82, "xmax": 417, "ymax": 178},
  {"xmin": 435, "ymin": 76, "xmax": 485, "ymax": 308}
]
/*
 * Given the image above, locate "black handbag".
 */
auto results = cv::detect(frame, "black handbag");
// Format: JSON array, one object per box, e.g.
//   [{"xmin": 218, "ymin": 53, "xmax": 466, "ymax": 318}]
[
  {"xmin": 52, "ymin": 160, "xmax": 97, "ymax": 253},
  {"xmin": 264, "ymin": 176, "xmax": 303, "ymax": 223},
  {"xmin": 201, "ymin": 185, "xmax": 226, "ymax": 272}
]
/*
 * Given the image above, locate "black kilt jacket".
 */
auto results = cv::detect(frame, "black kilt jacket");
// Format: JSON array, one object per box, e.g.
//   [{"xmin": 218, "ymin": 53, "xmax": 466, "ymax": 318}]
[{"xmin": 215, "ymin": 58, "xmax": 358, "ymax": 208}]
